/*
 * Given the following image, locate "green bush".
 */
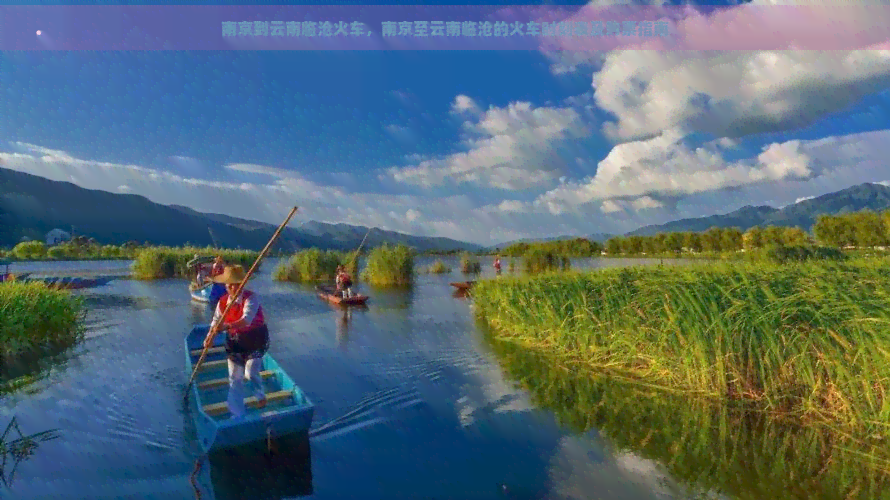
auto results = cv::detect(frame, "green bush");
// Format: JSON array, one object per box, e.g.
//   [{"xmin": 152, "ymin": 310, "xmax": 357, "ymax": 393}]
[
  {"xmin": 426, "ymin": 260, "xmax": 451, "ymax": 274},
  {"xmin": 131, "ymin": 246, "xmax": 259, "ymax": 280},
  {"xmin": 522, "ymin": 248, "xmax": 570, "ymax": 274},
  {"xmin": 272, "ymin": 248, "xmax": 358, "ymax": 282},
  {"xmin": 0, "ymin": 282, "xmax": 85, "ymax": 361},
  {"xmin": 361, "ymin": 244, "xmax": 414, "ymax": 287},
  {"xmin": 12, "ymin": 241, "xmax": 47, "ymax": 260},
  {"xmin": 460, "ymin": 252, "xmax": 481, "ymax": 274}
]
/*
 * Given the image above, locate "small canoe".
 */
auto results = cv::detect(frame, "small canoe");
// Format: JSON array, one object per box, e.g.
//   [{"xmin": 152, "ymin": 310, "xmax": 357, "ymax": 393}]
[
  {"xmin": 185, "ymin": 324, "xmax": 315, "ymax": 453},
  {"xmin": 316, "ymin": 285, "xmax": 369, "ymax": 306},
  {"xmin": 190, "ymin": 282, "xmax": 226, "ymax": 307},
  {"xmin": 450, "ymin": 281, "xmax": 475, "ymax": 290},
  {"xmin": 0, "ymin": 272, "xmax": 30, "ymax": 283},
  {"xmin": 30, "ymin": 276, "xmax": 113, "ymax": 290}
]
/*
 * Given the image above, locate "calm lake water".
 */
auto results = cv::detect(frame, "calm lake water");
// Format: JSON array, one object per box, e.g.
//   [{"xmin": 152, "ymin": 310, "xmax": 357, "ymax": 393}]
[{"xmin": 2, "ymin": 256, "xmax": 880, "ymax": 500}]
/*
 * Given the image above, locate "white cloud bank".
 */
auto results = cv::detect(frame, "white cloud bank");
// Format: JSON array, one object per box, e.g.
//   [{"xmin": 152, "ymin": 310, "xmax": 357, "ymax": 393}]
[
  {"xmin": 388, "ymin": 96, "xmax": 589, "ymax": 190},
  {"xmin": 4, "ymin": 127, "xmax": 890, "ymax": 245}
]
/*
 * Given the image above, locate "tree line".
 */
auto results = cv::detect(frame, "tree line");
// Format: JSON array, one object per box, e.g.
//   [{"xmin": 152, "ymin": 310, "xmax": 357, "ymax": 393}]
[{"xmin": 497, "ymin": 209, "xmax": 890, "ymax": 257}]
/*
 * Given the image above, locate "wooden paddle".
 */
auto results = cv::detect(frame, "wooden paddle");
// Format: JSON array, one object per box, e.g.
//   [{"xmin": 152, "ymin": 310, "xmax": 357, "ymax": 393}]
[{"xmin": 184, "ymin": 206, "xmax": 299, "ymax": 401}]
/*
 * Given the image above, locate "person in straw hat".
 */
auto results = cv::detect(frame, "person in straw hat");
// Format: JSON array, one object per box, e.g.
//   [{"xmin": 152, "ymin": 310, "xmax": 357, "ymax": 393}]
[{"xmin": 203, "ymin": 265, "xmax": 269, "ymax": 418}]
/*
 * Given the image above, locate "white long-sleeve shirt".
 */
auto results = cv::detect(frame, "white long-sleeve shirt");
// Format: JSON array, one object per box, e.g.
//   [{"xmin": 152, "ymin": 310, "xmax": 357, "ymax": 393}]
[{"xmin": 210, "ymin": 292, "xmax": 260, "ymax": 331}]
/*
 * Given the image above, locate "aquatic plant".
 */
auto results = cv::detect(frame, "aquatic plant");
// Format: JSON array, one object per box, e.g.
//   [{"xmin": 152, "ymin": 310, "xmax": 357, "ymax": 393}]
[
  {"xmin": 473, "ymin": 257, "xmax": 890, "ymax": 432},
  {"xmin": 460, "ymin": 252, "xmax": 481, "ymax": 274},
  {"xmin": 486, "ymin": 335, "xmax": 890, "ymax": 500},
  {"xmin": 272, "ymin": 248, "xmax": 358, "ymax": 283},
  {"xmin": 361, "ymin": 244, "xmax": 414, "ymax": 287},
  {"xmin": 522, "ymin": 248, "xmax": 570, "ymax": 274},
  {"xmin": 131, "ymin": 246, "xmax": 259, "ymax": 280},
  {"xmin": 0, "ymin": 282, "xmax": 85, "ymax": 361},
  {"xmin": 426, "ymin": 260, "xmax": 451, "ymax": 274},
  {"xmin": 0, "ymin": 417, "xmax": 60, "ymax": 487}
]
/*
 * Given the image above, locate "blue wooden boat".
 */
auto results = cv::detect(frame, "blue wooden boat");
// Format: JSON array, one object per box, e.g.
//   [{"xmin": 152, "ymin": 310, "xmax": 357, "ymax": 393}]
[
  {"xmin": 189, "ymin": 283, "xmax": 226, "ymax": 307},
  {"xmin": 185, "ymin": 324, "xmax": 315, "ymax": 453}
]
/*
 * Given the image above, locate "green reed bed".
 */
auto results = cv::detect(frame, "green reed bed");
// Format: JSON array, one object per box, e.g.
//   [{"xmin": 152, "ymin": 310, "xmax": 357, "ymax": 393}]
[
  {"xmin": 485, "ymin": 334, "xmax": 890, "ymax": 500},
  {"xmin": 522, "ymin": 248, "xmax": 570, "ymax": 274},
  {"xmin": 0, "ymin": 283, "xmax": 85, "ymax": 362},
  {"xmin": 460, "ymin": 252, "xmax": 481, "ymax": 274},
  {"xmin": 473, "ymin": 258, "xmax": 890, "ymax": 432},
  {"xmin": 272, "ymin": 248, "xmax": 359, "ymax": 283},
  {"xmin": 361, "ymin": 244, "xmax": 414, "ymax": 287},
  {"xmin": 424, "ymin": 259, "xmax": 451, "ymax": 274},
  {"xmin": 131, "ymin": 246, "xmax": 259, "ymax": 280}
]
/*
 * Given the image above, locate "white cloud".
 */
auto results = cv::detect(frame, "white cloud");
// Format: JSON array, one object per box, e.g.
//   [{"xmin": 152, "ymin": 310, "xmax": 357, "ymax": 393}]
[
  {"xmin": 389, "ymin": 100, "xmax": 589, "ymax": 190},
  {"xmin": 794, "ymin": 195, "xmax": 815, "ymax": 203},
  {"xmin": 451, "ymin": 95, "xmax": 480, "ymax": 114},
  {"xmin": 535, "ymin": 128, "xmax": 890, "ymax": 216},
  {"xmin": 591, "ymin": 50, "xmax": 890, "ymax": 142}
]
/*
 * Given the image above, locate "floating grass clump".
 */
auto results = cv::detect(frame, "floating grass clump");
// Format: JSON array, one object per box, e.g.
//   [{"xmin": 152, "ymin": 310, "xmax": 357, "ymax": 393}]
[
  {"xmin": 131, "ymin": 246, "xmax": 259, "ymax": 280},
  {"xmin": 272, "ymin": 248, "xmax": 358, "ymax": 282},
  {"xmin": 522, "ymin": 248, "xmax": 570, "ymax": 274},
  {"xmin": 486, "ymin": 335, "xmax": 890, "ymax": 499},
  {"xmin": 460, "ymin": 252, "xmax": 481, "ymax": 274},
  {"xmin": 424, "ymin": 259, "xmax": 451, "ymax": 274},
  {"xmin": 473, "ymin": 257, "xmax": 890, "ymax": 432},
  {"xmin": 361, "ymin": 244, "xmax": 414, "ymax": 287},
  {"xmin": 0, "ymin": 282, "xmax": 85, "ymax": 362}
]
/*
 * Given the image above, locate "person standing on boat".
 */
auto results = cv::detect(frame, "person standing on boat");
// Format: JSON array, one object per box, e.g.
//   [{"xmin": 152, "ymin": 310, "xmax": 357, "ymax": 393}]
[
  {"xmin": 203, "ymin": 265, "xmax": 269, "ymax": 419},
  {"xmin": 335, "ymin": 265, "xmax": 354, "ymax": 299}
]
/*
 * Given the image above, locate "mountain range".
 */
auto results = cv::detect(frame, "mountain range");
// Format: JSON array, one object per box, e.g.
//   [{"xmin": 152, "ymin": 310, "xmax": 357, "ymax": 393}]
[
  {"xmin": 0, "ymin": 167, "xmax": 483, "ymax": 252},
  {"xmin": 3, "ymin": 165, "xmax": 889, "ymax": 251},
  {"xmin": 626, "ymin": 182, "xmax": 890, "ymax": 236}
]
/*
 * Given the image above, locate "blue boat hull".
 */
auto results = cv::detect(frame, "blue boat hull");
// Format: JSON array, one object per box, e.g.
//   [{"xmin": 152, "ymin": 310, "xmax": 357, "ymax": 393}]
[
  {"xmin": 190, "ymin": 283, "xmax": 225, "ymax": 307},
  {"xmin": 185, "ymin": 324, "xmax": 315, "ymax": 453}
]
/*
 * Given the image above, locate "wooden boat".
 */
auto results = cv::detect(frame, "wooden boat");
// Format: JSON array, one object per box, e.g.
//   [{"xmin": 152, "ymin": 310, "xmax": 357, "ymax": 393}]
[
  {"xmin": 27, "ymin": 275, "xmax": 113, "ymax": 290},
  {"xmin": 0, "ymin": 260, "xmax": 29, "ymax": 283},
  {"xmin": 185, "ymin": 324, "xmax": 315, "ymax": 453},
  {"xmin": 52, "ymin": 276, "xmax": 113, "ymax": 290},
  {"xmin": 315, "ymin": 285, "xmax": 369, "ymax": 306},
  {"xmin": 449, "ymin": 281, "xmax": 475, "ymax": 290},
  {"xmin": 189, "ymin": 282, "xmax": 226, "ymax": 307}
]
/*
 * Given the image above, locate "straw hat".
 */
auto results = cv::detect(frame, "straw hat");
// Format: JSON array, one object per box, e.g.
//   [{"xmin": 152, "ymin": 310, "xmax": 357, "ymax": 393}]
[{"xmin": 212, "ymin": 265, "xmax": 247, "ymax": 284}]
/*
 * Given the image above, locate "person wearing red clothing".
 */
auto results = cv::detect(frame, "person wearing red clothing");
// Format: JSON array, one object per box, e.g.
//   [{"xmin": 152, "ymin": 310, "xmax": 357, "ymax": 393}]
[{"xmin": 203, "ymin": 265, "xmax": 269, "ymax": 419}]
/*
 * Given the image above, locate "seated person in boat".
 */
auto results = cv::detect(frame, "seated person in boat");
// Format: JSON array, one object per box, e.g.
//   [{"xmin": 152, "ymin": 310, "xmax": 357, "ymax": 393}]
[
  {"xmin": 335, "ymin": 266, "xmax": 354, "ymax": 298},
  {"xmin": 203, "ymin": 265, "xmax": 269, "ymax": 419},
  {"xmin": 210, "ymin": 255, "xmax": 226, "ymax": 277}
]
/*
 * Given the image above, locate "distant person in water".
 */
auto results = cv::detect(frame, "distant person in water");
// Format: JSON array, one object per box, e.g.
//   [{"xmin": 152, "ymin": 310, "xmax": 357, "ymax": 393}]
[
  {"xmin": 335, "ymin": 265, "xmax": 353, "ymax": 299},
  {"xmin": 494, "ymin": 256, "xmax": 502, "ymax": 274},
  {"xmin": 204, "ymin": 265, "xmax": 269, "ymax": 419}
]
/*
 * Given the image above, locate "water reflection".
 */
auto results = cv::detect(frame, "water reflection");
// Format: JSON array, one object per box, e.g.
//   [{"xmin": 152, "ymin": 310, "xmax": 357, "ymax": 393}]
[
  {"xmin": 336, "ymin": 309, "xmax": 351, "ymax": 352},
  {"xmin": 195, "ymin": 432, "xmax": 313, "ymax": 500},
  {"xmin": 484, "ymin": 331, "xmax": 890, "ymax": 500}
]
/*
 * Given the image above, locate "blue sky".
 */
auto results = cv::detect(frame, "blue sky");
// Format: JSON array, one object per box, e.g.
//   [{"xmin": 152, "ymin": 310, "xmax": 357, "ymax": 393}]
[{"xmin": 4, "ymin": 0, "xmax": 890, "ymax": 245}]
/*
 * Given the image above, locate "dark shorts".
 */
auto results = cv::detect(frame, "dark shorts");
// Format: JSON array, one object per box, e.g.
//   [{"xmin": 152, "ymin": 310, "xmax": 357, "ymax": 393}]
[{"xmin": 225, "ymin": 324, "xmax": 270, "ymax": 366}]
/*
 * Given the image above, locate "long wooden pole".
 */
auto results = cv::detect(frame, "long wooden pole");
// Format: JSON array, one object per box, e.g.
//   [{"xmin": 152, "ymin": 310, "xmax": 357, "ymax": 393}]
[
  {"xmin": 184, "ymin": 206, "xmax": 299, "ymax": 400},
  {"xmin": 348, "ymin": 227, "xmax": 373, "ymax": 270}
]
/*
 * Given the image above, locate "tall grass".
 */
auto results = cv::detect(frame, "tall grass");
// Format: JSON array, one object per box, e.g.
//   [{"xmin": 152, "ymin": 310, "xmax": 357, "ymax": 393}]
[
  {"xmin": 460, "ymin": 252, "xmax": 481, "ymax": 274},
  {"xmin": 522, "ymin": 248, "xmax": 570, "ymax": 274},
  {"xmin": 361, "ymin": 244, "xmax": 414, "ymax": 287},
  {"xmin": 486, "ymin": 334, "xmax": 890, "ymax": 499},
  {"xmin": 272, "ymin": 248, "xmax": 359, "ymax": 282},
  {"xmin": 131, "ymin": 246, "xmax": 259, "ymax": 280},
  {"xmin": 473, "ymin": 257, "xmax": 890, "ymax": 432},
  {"xmin": 0, "ymin": 283, "xmax": 85, "ymax": 361},
  {"xmin": 425, "ymin": 259, "xmax": 451, "ymax": 274}
]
